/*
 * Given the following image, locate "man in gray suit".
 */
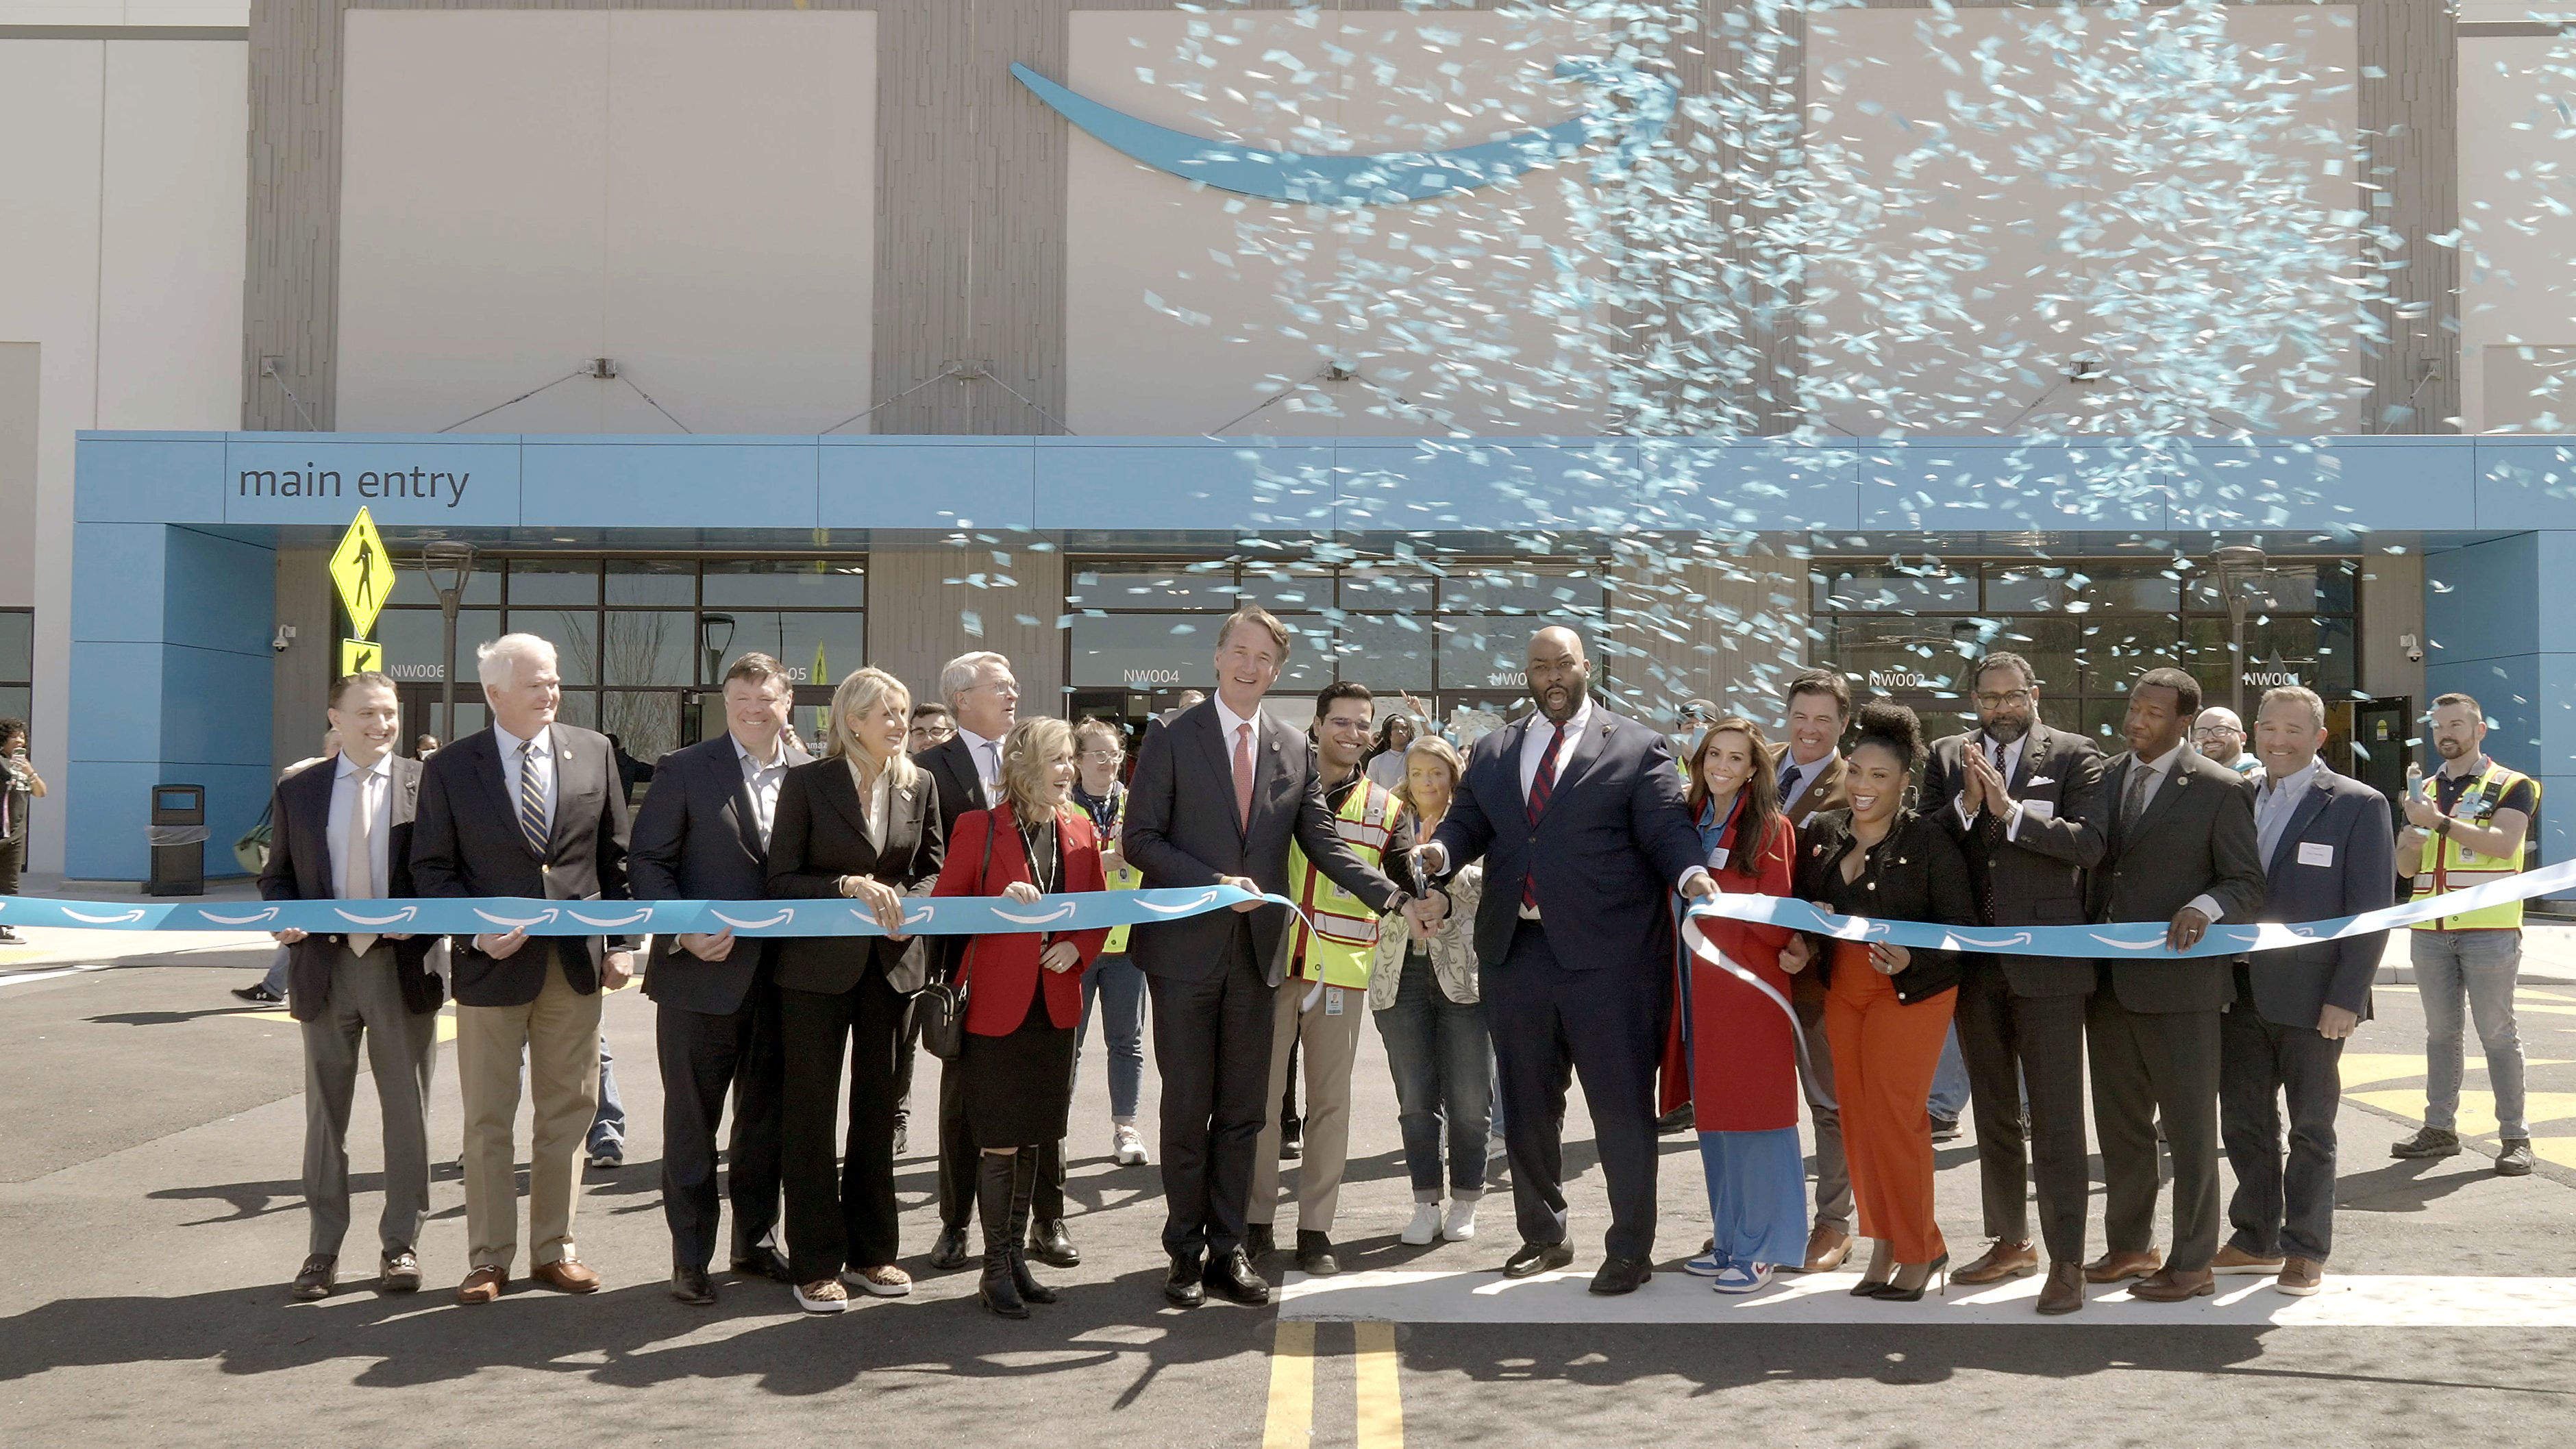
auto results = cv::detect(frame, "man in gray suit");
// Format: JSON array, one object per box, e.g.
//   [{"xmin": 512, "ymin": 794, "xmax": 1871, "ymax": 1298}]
[
  {"xmin": 2216, "ymin": 685, "xmax": 2392, "ymax": 1298},
  {"xmin": 258, "ymin": 671, "xmax": 443, "ymax": 1301},
  {"xmin": 2083, "ymin": 667, "xmax": 2267, "ymax": 1303}
]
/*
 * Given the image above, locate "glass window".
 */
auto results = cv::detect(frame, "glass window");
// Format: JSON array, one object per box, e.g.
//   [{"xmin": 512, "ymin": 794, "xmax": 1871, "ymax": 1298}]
[
  {"xmin": 1333, "ymin": 613, "xmax": 1439, "ymax": 691},
  {"xmin": 2081, "ymin": 695, "xmax": 2131, "ymax": 742},
  {"xmin": 1065, "ymin": 565, "xmax": 1240, "ymax": 611},
  {"xmin": 1241, "ymin": 563, "xmax": 1333, "ymax": 612},
  {"xmin": 2077, "ymin": 617, "xmax": 2184, "ymax": 693},
  {"xmin": 1811, "ymin": 565, "xmax": 1975, "ymax": 615},
  {"xmin": 505, "ymin": 560, "xmax": 599, "ymax": 606},
  {"xmin": 1339, "ymin": 569, "xmax": 1437, "ymax": 610},
  {"xmin": 1975, "ymin": 616, "xmax": 2081, "ymax": 696},
  {"xmin": 2181, "ymin": 615, "xmax": 2357, "ymax": 699},
  {"xmin": 388, "ymin": 559, "xmax": 500, "ymax": 608},
  {"xmin": 1273, "ymin": 617, "xmax": 1335, "ymax": 693},
  {"xmin": 717, "ymin": 611, "xmax": 870, "ymax": 688},
  {"xmin": 0, "ymin": 686, "xmax": 27, "ymax": 726},
  {"xmin": 2188, "ymin": 559, "xmax": 2355, "ymax": 616},
  {"xmin": 506, "ymin": 608, "xmax": 599, "ymax": 686},
  {"xmin": 0, "ymin": 610, "xmax": 32, "ymax": 682},
  {"xmin": 1442, "ymin": 569, "xmax": 1607, "ymax": 617},
  {"xmin": 1983, "ymin": 562, "xmax": 2182, "ymax": 615},
  {"xmin": 599, "ymin": 610, "xmax": 694, "ymax": 686},
  {"xmin": 602, "ymin": 691, "xmax": 683, "ymax": 768},
  {"xmin": 552, "ymin": 691, "xmax": 598, "ymax": 732},
  {"xmin": 375, "ymin": 607, "xmax": 500, "ymax": 686},
  {"xmin": 606, "ymin": 559, "xmax": 696, "ymax": 607},
  {"xmin": 1068, "ymin": 614, "xmax": 1212, "ymax": 690},
  {"xmin": 702, "ymin": 559, "xmax": 867, "ymax": 610},
  {"xmin": 1436, "ymin": 617, "xmax": 1541, "ymax": 695},
  {"xmin": 1816, "ymin": 617, "xmax": 1983, "ymax": 696}
]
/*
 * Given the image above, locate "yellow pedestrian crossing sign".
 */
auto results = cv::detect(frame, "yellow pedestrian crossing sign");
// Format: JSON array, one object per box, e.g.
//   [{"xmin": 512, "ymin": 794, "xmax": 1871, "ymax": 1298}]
[
  {"xmin": 330, "ymin": 507, "xmax": 395, "ymax": 638},
  {"xmin": 340, "ymin": 638, "xmax": 383, "ymax": 676}
]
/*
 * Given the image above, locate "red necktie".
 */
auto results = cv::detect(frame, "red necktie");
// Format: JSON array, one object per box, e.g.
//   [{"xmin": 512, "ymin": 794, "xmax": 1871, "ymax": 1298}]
[
  {"xmin": 1523, "ymin": 721, "xmax": 1566, "ymax": 908},
  {"xmin": 1233, "ymin": 722, "xmax": 1255, "ymax": 828}
]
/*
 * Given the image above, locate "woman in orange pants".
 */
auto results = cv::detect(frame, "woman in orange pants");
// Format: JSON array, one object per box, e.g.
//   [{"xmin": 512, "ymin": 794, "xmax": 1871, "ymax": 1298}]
[{"xmin": 1787, "ymin": 702, "xmax": 1977, "ymax": 1302}]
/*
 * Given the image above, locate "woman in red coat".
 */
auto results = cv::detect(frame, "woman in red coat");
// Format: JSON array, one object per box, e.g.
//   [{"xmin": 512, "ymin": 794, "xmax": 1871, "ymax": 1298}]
[
  {"xmin": 1678, "ymin": 715, "xmax": 1805, "ymax": 1295},
  {"xmin": 932, "ymin": 716, "xmax": 1111, "ymax": 1318}
]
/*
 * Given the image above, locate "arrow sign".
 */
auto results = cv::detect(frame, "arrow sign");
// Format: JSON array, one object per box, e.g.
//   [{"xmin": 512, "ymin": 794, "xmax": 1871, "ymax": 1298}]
[
  {"xmin": 330, "ymin": 506, "xmax": 396, "ymax": 639},
  {"xmin": 340, "ymin": 638, "xmax": 384, "ymax": 676}
]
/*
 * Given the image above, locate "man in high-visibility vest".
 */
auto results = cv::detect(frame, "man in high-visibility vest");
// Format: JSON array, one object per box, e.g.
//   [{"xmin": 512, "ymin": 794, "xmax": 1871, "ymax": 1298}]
[
  {"xmin": 2392, "ymin": 691, "xmax": 2539, "ymax": 1177},
  {"xmin": 1248, "ymin": 681, "xmax": 1418, "ymax": 1276}
]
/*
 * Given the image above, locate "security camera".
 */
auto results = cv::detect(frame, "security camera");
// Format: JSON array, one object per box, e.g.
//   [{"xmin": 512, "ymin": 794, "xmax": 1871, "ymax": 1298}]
[
  {"xmin": 2400, "ymin": 632, "xmax": 2423, "ymax": 665},
  {"xmin": 272, "ymin": 624, "xmax": 297, "ymax": 654}
]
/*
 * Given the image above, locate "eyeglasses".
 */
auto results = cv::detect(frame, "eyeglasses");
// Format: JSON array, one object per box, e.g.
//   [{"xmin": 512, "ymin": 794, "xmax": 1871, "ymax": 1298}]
[
  {"xmin": 2194, "ymin": 726, "xmax": 2242, "ymax": 739},
  {"xmin": 1080, "ymin": 748, "xmax": 1124, "ymax": 763},
  {"xmin": 1973, "ymin": 689, "xmax": 2034, "ymax": 708}
]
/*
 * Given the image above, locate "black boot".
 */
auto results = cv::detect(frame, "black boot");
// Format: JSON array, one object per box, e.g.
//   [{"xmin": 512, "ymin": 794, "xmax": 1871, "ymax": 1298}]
[
  {"xmin": 976, "ymin": 1152, "xmax": 1026, "ymax": 1319},
  {"xmin": 1006, "ymin": 1145, "xmax": 1058, "ymax": 1306}
]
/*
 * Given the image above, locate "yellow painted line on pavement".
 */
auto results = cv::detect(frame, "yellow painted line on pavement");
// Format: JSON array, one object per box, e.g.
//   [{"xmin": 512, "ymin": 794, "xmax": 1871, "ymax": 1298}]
[
  {"xmin": 1262, "ymin": 1320, "xmax": 1316, "ymax": 1448},
  {"xmin": 1354, "ymin": 1321, "xmax": 1404, "ymax": 1449}
]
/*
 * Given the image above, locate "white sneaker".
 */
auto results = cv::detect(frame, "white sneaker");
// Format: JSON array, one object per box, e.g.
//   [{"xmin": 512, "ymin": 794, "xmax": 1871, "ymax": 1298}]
[
  {"xmin": 1683, "ymin": 1250, "xmax": 1727, "ymax": 1278},
  {"xmin": 1441, "ymin": 1199, "xmax": 1479, "ymax": 1242},
  {"xmin": 1400, "ymin": 1202, "xmax": 1442, "ymax": 1246},
  {"xmin": 1112, "ymin": 1123, "xmax": 1149, "ymax": 1166},
  {"xmin": 1711, "ymin": 1263, "xmax": 1773, "ymax": 1295}
]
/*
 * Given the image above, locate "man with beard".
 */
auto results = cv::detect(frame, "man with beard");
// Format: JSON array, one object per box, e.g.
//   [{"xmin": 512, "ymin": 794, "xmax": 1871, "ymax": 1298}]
[
  {"xmin": 1412, "ymin": 627, "xmax": 1719, "ymax": 1294},
  {"xmin": 1921, "ymin": 652, "xmax": 2109, "ymax": 1314}
]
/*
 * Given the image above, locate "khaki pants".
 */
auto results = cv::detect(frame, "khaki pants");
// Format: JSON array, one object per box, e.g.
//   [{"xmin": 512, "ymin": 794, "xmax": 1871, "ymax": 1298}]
[
  {"xmin": 1250, "ymin": 977, "xmax": 1367, "ymax": 1234},
  {"xmin": 456, "ymin": 955, "xmax": 603, "ymax": 1272}
]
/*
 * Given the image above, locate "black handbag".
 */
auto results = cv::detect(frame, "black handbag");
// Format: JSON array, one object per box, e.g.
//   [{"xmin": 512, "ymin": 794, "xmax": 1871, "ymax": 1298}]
[{"xmin": 915, "ymin": 811, "xmax": 995, "ymax": 1061}]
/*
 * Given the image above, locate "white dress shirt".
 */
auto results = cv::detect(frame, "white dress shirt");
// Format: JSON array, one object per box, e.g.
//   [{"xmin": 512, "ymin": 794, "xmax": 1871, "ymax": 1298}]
[
  {"xmin": 734, "ymin": 733, "xmax": 789, "ymax": 847},
  {"xmin": 844, "ymin": 757, "xmax": 895, "ymax": 843},
  {"xmin": 2256, "ymin": 757, "xmax": 2323, "ymax": 864},
  {"xmin": 325, "ymin": 753, "xmax": 392, "ymax": 899},
  {"xmin": 1213, "ymin": 695, "xmax": 1262, "ymax": 765},
  {"xmin": 1518, "ymin": 696, "xmax": 1592, "ymax": 800},
  {"xmin": 1776, "ymin": 746, "xmax": 1831, "ymax": 807},
  {"xmin": 1954, "ymin": 730, "xmax": 2033, "ymax": 841},
  {"xmin": 954, "ymin": 725, "xmax": 1004, "ymax": 806},
  {"xmin": 2125, "ymin": 743, "xmax": 2225, "ymax": 923},
  {"xmin": 491, "ymin": 721, "xmax": 558, "ymax": 839}
]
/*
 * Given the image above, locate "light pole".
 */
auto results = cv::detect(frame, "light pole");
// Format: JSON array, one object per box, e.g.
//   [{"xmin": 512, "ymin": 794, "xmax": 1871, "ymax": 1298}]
[
  {"xmin": 701, "ymin": 612, "xmax": 736, "ymax": 686},
  {"xmin": 421, "ymin": 541, "xmax": 476, "ymax": 745},
  {"xmin": 2211, "ymin": 544, "xmax": 2270, "ymax": 721}
]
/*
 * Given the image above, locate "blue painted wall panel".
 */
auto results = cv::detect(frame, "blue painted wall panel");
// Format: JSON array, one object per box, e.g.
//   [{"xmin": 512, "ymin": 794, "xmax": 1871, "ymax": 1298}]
[
  {"xmin": 221, "ymin": 434, "xmax": 523, "ymax": 528},
  {"xmin": 68, "ymin": 642, "xmax": 168, "ymax": 764},
  {"xmin": 1038, "ymin": 438, "xmax": 1327, "ymax": 532},
  {"xmin": 1851, "ymin": 442, "xmax": 2167, "ymax": 532},
  {"xmin": 2425, "ymin": 534, "xmax": 2538, "ymax": 667},
  {"xmin": 521, "ymin": 438, "xmax": 819, "ymax": 529},
  {"xmin": 160, "ymin": 526, "xmax": 275, "ymax": 658},
  {"xmin": 64, "ymin": 760, "xmax": 269, "ymax": 882},
  {"xmin": 2170, "ymin": 438, "xmax": 2461, "ymax": 533},
  {"xmin": 2475, "ymin": 441, "xmax": 2576, "ymax": 532},
  {"xmin": 157, "ymin": 645, "xmax": 277, "ymax": 769},
  {"xmin": 72, "ymin": 434, "xmax": 228, "ymax": 524},
  {"xmin": 821, "ymin": 441, "xmax": 1032, "ymax": 530},
  {"xmin": 70, "ymin": 524, "xmax": 173, "ymax": 643}
]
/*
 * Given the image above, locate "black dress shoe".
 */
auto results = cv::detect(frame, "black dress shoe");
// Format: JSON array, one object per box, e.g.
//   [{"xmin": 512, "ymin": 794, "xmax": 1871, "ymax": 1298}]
[
  {"xmin": 233, "ymin": 983, "xmax": 284, "ymax": 1006},
  {"xmin": 1294, "ymin": 1230, "xmax": 1339, "ymax": 1277},
  {"xmin": 1929, "ymin": 1114, "xmax": 1962, "ymax": 1144},
  {"xmin": 1028, "ymin": 1217, "xmax": 1081, "ymax": 1268},
  {"xmin": 1502, "ymin": 1241, "xmax": 1574, "ymax": 1279},
  {"xmin": 670, "ymin": 1265, "xmax": 717, "ymax": 1306},
  {"xmin": 1243, "ymin": 1222, "xmax": 1276, "ymax": 1259},
  {"xmin": 1164, "ymin": 1254, "xmax": 1206, "ymax": 1309},
  {"xmin": 1203, "ymin": 1248, "xmax": 1272, "ymax": 1306},
  {"xmin": 1589, "ymin": 1256, "xmax": 1652, "ymax": 1296},
  {"xmin": 928, "ymin": 1224, "xmax": 973, "ymax": 1272},
  {"xmin": 728, "ymin": 1246, "xmax": 793, "ymax": 1283}
]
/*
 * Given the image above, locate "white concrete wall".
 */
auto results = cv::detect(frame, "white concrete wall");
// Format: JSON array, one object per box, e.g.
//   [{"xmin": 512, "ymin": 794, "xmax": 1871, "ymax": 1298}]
[
  {"xmin": 1061, "ymin": 8, "xmax": 1614, "ymax": 437},
  {"xmin": 0, "ymin": 3, "xmax": 245, "ymax": 26},
  {"xmin": 335, "ymin": 12, "xmax": 878, "ymax": 436},
  {"xmin": 0, "ymin": 35, "xmax": 246, "ymax": 874},
  {"xmin": 2460, "ymin": 34, "xmax": 2576, "ymax": 433}
]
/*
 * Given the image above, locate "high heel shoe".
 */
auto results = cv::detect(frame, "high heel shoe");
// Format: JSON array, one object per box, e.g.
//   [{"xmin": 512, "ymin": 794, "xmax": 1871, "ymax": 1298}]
[
  {"xmin": 1848, "ymin": 1254, "xmax": 1894, "ymax": 1298},
  {"xmin": 1869, "ymin": 1251, "xmax": 1950, "ymax": 1302}
]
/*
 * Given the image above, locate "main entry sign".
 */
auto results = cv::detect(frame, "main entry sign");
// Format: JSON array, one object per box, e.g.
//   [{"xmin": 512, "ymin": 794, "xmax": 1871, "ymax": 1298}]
[{"xmin": 329, "ymin": 506, "xmax": 396, "ymax": 638}]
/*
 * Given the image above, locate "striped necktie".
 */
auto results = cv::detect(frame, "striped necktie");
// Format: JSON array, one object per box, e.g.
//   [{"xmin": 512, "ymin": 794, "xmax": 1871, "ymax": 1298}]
[
  {"xmin": 517, "ymin": 737, "xmax": 549, "ymax": 857},
  {"xmin": 1523, "ymin": 721, "xmax": 1567, "ymax": 908}
]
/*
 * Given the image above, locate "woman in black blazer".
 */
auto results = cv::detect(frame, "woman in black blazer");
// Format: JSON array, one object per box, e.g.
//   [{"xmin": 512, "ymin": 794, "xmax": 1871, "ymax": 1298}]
[
  {"xmin": 767, "ymin": 665, "xmax": 945, "ymax": 1313},
  {"xmin": 1784, "ymin": 702, "xmax": 1976, "ymax": 1304}
]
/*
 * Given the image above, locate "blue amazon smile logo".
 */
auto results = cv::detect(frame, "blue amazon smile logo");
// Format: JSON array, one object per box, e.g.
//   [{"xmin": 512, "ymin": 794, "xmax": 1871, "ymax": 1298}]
[{"xmin": 1011, "ymin": 60, "xmax": 1672, "ymax": 208}]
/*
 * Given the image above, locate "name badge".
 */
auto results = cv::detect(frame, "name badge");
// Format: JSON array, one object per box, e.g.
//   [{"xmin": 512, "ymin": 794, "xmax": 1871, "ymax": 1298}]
[
  {"xmin": 1706, "ymin": 845, "xmax": 1731, "ymax": 871},
  {"xmin": 1324, "ymin": 987, "xmax": 1346, "ymax": 1015},
  {"xmin": 2298, "ymin": 841, "xmax": 2333, "ymax": 868}
]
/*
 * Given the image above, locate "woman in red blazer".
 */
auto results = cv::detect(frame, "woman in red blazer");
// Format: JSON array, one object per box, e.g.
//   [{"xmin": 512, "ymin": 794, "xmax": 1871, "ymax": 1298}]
[
  {"xmin": 932, "ymin": 715, "xmax": 1111, "ymax": 1318},
  {"xmin": 1679, "ymin": 716, "xmax": 1806, "ymax": 1296}
]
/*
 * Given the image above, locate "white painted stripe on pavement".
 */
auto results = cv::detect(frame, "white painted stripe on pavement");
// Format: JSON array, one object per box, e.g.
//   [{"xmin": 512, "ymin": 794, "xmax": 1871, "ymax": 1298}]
[
  {"xmin": 0, "ymin": 963, "xmax": 112, "ymax": 990},
  {"xmin": 1279, "ymin": 1268, "xmax": 2576, "ymax": 1327}
]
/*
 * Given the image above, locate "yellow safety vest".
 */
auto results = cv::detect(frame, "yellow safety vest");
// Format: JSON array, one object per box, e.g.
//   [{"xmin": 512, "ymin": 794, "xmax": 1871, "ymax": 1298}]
[
  {"xmin": 1102, "ymin": 856, "xmax": 1142, "ymax": 954},
  {"xmin": 1285, "ymin": 777, "xmax": 1403, "ymax": 989},
  {"xmin": 2412, "ymin": 760, "xmax": 2540, "ymax": 931}
]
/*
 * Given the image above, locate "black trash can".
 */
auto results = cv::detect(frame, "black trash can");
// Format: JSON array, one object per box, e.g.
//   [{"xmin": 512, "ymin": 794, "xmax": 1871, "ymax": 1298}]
[{"xmin": 146, "ymin": 784, "xmax": 206, "ymax": 897}]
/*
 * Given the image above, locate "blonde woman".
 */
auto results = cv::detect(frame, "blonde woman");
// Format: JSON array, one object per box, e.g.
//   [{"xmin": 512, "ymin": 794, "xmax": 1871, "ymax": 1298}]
[
  {"xmin": 1370, "ymin": 734, "xmax": 1492, "ymax": 1246},
  {"xmin": 932, "ymin": 717, "xmax": 1113, "ymax": 1317},
  {"xmin": 767, "ymin": 666, "xmax": 945, "ymax": 1313}
]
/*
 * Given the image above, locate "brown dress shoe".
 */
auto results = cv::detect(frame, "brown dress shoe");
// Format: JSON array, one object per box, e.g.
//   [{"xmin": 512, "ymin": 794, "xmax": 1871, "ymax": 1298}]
[
  {"xmin": 2212, "ymin": 1243, "xmax": 2284, "ymax": 1275},
  {"xmin": 2275, "ymin": 1257, "xmax": 2323, "ymax": 1297},
  {"xmin": 291, "ymin": 1253, "xmax": 337, "ymax": 1302},
  {"xmin": 2036, "ymin": 1261, "xmax": 2085, "ymax": 1315},
  {"xmin": 380, "ymin": 1249, "xmax": 422, "ymax": 1293},
  {"xmin": 1955, "ymin": 1239, "xmax": 2040, "ymax": 1285},
  {"xmin": 456, "ymin": 1265, "xmax": 508, "ymax": 1305},
  {"xmin": 2083, "ymin": 1248, "xmax": 2162, "ymax": 1284},
  {"xmin": 532, "ymin": 1259, "xmax": 602, "ymax": 1293},
  {"xmin": 2127, "ymin": 1267, "xmax": 2216, "ymax": 1302},
  {"xmin": 1800, "ymin": 1226, "xmax": 1853, "ymax": 1274}
]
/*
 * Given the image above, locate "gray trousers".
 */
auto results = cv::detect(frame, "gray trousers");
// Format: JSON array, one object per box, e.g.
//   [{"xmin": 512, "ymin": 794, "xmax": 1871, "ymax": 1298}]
[
  {"xmin": 301, "ymin": 945, "xmax": 439, "ymax": 1258},
  {"xmin": 1796, "ymin": 1013, "xmax": 1855, "ymax": 1235}
]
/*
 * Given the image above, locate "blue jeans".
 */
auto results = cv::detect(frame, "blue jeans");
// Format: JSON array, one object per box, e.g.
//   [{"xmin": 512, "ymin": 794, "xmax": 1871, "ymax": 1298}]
[
  {"xmin": 589, "ymin": 1037, "xmax": 626, "ymax": 1156},
  {"xmin": 1077, "ymin": 953, "xmax": 1147, "ymax": 1121},
  {"xmin": 259, "ymin": 945, "xmax": 291, "ymax": 997},
  {"xmin": 2413, "ymin": 929, "xmax": 2528, "ymax": 1139},
  {"xmin": 1927, "ymin": 1022, "xmax": 1971, "ymax": 1122},
  {"xmin": 1374, "ymin": 951, "xmax": 1491, "ymax": 1201}
]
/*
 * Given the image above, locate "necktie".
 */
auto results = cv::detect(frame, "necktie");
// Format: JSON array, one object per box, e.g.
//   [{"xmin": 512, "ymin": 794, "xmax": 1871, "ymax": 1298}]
[
  {"xmin": 345, "ymin": 767, "xmax": 379, "ymax": 956},
  {"xmin": 1777, "ymin": 758, "xmax": 1801, "ymax": 802},
  {"xmin": 518, "ymin": 738, "xmax": 549, "ymax": 857},
  {"xmin": 1972, "ymin": 741, "xmax": 2005, "ymax": 923},
  {"xmin": 2120, "ymin": 759, "xmax": 2153, "ymax": 837},
  {"xmin": 1524, "ymin": 721, "xmax": 1568, "ymax": 908},
  {"xmin": 1232, "ymin": 723, "xmax": 1255, "ymax": 827},
  {"xmin": 980, "ymin": 741, "xmax": 1001, "ymax": 805}
]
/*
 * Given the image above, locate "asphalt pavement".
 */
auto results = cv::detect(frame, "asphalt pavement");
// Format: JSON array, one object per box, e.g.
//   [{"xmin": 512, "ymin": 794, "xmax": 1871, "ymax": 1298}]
[{"xmin": 1, "ymin": 919, "xmax": 2572, "ymax": 1448}]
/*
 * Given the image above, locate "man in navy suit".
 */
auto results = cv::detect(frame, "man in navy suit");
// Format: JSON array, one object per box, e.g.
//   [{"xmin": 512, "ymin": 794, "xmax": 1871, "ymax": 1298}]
[
  {"xmin": 1414, "ymin": 627, "xmax": 1719, "ymax": 1293},
  {"xmin": 2217, "ymin": 685, "xmax": 2392, "ymax": 1298}
]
